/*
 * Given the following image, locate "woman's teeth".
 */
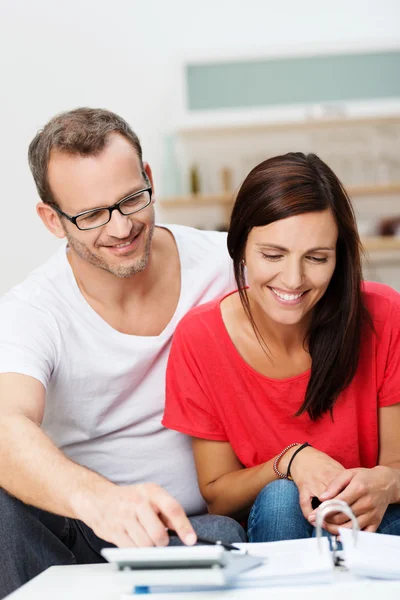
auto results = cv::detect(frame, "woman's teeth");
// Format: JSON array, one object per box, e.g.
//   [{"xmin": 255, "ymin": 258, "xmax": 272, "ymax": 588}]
[{"xmin": 271, "ymin": 288, "xmax": 305, "ymax": 301}]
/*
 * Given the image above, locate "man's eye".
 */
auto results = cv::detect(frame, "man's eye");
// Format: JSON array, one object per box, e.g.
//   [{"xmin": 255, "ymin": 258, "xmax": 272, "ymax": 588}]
[
  {"xmin": 77, "ymin": 211, "xmax": 104, "ymax": 226},
  {"xmin": 85, "ymin": 212, "xmax": 101, "ymax": 221},
  {"xmin": 122, "ymin": 198, "xmax": 140, "ymax": 209}
]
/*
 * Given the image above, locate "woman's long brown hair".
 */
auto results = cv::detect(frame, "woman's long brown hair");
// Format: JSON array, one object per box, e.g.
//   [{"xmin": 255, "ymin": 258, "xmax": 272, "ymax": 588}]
[{"xmin": 227, "ymin": 152, "xmax": 371, "ymax": 420}]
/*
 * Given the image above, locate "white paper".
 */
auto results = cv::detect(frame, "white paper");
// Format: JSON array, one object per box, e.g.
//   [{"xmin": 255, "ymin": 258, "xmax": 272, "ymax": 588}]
[
  {"xmin": 234, "ymin": 538, "xmax": 335, "ymax": 586},
  {"xmin": 340, "ymin": 527, "xmax": 400, "ymax": 580}
]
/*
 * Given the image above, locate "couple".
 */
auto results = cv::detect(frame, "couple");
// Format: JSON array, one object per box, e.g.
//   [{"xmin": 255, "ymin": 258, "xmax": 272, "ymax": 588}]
[{"xmin": 0, "ymin": 107, "xmax": 399, "ymax": 598}]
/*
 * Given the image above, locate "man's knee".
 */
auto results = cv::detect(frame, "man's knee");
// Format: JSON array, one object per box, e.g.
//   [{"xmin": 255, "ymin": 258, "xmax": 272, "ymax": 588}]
[
  {"xmin": 190, "ymin": 514, "xmax": 246, "ymax": 543},
  {"xmin": 0, "ymin": 489, "xmax": 32, "ymax": 535}
]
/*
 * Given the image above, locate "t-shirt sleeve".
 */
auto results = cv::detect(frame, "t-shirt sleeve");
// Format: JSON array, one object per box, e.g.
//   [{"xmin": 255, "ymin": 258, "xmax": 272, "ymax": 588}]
[
  {"xmin": 0, "ymin": 298, "xmax": 60, "ymax": 389},
  {"xmin": 377, "ymin": 292, "xmax": 400, "ymax": 408},
  {"xmin": 163, "ymin": 318, "xmax": 228, "ymax": 441}
]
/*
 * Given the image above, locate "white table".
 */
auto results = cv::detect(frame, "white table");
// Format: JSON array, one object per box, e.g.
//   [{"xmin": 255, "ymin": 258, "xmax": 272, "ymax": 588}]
[{"xmin": 5, "ymin": 563, "xmax": 400, "ymax": 600}]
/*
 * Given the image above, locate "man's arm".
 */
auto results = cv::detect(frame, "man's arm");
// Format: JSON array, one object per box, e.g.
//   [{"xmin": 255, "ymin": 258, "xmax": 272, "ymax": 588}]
[{"xmin": 0, "ymin": 373, "xmax": 196, "ymax": 547}]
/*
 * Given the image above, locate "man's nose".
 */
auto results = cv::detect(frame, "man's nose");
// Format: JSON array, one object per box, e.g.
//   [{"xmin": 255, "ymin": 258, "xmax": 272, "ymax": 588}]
[{"xmin": 104, "ymin": 208, "xmax": 132, "ymax": 238}]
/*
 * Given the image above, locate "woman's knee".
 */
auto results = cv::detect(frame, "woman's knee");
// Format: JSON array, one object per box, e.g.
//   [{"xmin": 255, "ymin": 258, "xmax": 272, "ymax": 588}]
[
  {"xmin": 378, "ymin": 504, "xmax": 400, "ymax": 536},
  {"xmin": 248, "ymin": 480, "xmax": 311, "ymax": 542},
  {"xmin": 249, "ymin": 479, "xmax": 301, "ymax": 529},
  {"xmin": 253, "ymin": 479, "xmax": 300, "ymax": 511}
]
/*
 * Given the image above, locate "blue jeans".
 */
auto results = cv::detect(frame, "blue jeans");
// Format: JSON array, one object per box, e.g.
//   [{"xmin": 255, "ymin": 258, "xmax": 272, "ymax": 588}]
[
  {"xmin": 247, "ymin": 479, "xmax": 400, "ymax": 542},
  {"xmin": 0, "ymin": 489, "xmax": 245, "ymax": 599}
]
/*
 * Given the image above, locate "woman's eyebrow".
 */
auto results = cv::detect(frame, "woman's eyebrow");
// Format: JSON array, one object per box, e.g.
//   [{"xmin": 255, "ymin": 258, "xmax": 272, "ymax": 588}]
[{"xmin": 255, "ymin": 243, "xmax": 335, "ymax": 252}]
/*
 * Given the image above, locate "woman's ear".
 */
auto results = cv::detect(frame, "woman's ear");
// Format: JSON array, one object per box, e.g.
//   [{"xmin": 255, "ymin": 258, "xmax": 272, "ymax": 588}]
[{"xmin": 36, "ymin": 203, "xmax": 66, "ymax": 239}]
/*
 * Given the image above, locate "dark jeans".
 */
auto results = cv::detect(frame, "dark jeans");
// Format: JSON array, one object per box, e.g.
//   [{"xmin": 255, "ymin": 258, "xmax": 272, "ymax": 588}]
[
  {"xmin": 247, "ymin": 479, "xmax": 400, "ymax": 542},
  {"xmin": 0, "ymin": 489, "xmax": 245, "ymax": 599}
]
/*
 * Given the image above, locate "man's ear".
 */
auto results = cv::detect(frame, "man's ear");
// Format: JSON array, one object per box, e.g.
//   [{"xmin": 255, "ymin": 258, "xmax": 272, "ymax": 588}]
[
  {"xmin": 36, "ymin": 203, "xmax": 66, "ymax": 239},
  {"xmin": 143, "ymin": 162, "xmax": 155, "ymax": 204}
]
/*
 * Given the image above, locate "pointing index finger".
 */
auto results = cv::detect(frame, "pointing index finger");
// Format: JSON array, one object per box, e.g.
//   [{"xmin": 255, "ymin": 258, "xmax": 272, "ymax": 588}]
[{"xmin": 153, "ymin": 488, "xmax": 197, "ymax": 545}]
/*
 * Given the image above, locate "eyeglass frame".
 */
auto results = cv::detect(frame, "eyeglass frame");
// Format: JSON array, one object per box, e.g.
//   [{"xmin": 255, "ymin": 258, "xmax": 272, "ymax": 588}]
[{"xmin": 47, "ymin": 186, "xmax": 153, "ymax": 231}]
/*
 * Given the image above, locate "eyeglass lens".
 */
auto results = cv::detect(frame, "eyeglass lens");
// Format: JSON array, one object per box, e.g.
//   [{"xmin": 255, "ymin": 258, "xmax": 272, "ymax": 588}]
[{"xmin": 76, "ymin": 190, "xmax": 150, "ymax": 230}]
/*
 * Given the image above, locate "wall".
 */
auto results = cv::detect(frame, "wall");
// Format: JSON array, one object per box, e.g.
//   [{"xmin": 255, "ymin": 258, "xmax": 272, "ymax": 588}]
[
  {"xmin": 0, "ymin": 0, "xmax": 399, "ymax": 293},
  {"xmin": 186, "ymin": 51, "xmax": 400, "ymax": 110}
]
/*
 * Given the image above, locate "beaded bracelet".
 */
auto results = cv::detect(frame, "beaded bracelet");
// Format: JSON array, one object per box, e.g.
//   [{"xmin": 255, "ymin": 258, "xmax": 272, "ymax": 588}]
[{"xmin": 273, "ymin": 443, "xmax": 301, "ymax": 479}]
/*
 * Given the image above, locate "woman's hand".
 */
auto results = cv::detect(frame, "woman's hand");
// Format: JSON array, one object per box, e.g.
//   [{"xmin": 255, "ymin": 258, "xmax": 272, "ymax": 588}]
[
  {"xmin": 279, "ymin": 446, "xmax": 345, "ymax": 520},
  {"xmin": 307, "ymin": 403, "xmax": 400, "ymax": 533},
  {"xmin": 308, "ymin": 466, "xmax": 397, "ymax": 533}
]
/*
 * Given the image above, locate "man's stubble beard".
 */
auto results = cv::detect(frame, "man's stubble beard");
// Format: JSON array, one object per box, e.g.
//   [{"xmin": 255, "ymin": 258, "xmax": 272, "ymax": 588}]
[{"xmin": 63, "ymin": 219, "xmax": 155, "ymax": 279}]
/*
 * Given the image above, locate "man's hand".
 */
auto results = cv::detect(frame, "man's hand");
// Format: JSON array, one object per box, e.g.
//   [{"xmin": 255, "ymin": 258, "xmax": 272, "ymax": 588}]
[
  {"xmin": 308, "ymin": 466, "xmax": 396, "ymax": 533},
  {"xmin": 280, "ymin": 446, "xmax": 345, "ymax": 520},
  {"xmin": 78, "ymin": 482, "xmax": 197, "ymax": 548}
]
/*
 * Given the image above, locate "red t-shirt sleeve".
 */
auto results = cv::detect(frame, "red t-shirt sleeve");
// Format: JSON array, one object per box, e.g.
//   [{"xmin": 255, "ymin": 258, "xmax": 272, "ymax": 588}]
[
  {"xmin": 163, "ymin": 315, "xmax": 228, "ymax": 441},
  {"xmin": 377, "ymin": 290, "xmax": 400, "ymax": 408}
]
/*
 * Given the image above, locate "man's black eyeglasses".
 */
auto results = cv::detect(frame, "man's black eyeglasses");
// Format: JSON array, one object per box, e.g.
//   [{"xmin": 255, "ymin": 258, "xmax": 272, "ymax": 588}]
[{"xmin": 49, "ymin": 186, "xmax": 152, "ymax": 231}]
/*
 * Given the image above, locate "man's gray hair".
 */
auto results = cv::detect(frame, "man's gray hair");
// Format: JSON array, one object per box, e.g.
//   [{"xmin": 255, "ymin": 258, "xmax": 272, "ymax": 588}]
[{"xmin": 28, "ymin": 107, "xmax": 144, "ymax": 206}]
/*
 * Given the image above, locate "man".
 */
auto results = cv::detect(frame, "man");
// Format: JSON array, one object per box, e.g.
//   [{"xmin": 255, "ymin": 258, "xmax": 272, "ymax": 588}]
[{"xmin": 0, "ymin": 108, "xmax": 244, "ymax": 598}]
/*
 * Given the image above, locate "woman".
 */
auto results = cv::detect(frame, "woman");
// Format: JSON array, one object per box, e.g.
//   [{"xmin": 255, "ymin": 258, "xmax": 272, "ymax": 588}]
[{"xmin": 163, "ymin": 152, "xmax": 400, "ymax": 542}]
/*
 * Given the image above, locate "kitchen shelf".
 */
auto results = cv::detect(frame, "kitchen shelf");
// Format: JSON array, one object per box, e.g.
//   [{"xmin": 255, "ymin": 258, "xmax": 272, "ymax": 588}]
[
  {"xmin": 160, "ymin": 183, "xmax": 400, "ymax": 208},
  {"xmin": 177, "ymin": 113, "xmax": 400, "ymax": 136},
  {"xmin": 361, "ymin": 236, "xmax": 400, "ymax": 251}
]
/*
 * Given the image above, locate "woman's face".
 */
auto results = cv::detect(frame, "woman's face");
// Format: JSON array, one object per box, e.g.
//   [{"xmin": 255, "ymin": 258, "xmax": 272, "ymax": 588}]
[{"xmin": 244, "ymin": 209, "xmax": 338, "ymax": 327}]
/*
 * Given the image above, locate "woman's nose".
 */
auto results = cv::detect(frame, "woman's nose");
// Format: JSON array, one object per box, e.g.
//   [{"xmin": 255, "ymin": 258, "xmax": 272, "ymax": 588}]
[{"xmin": 280, "ymin": 260, "xmax": 304, "ymax": 290}]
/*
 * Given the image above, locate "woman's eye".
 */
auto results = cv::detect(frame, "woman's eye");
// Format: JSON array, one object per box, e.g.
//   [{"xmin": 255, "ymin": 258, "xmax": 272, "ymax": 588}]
[
  {"xmin": 260, "ymin": 253, "xmax": 328, "ymax": 263},
  {"xmin": 307, "ymin": 256, "xmax": 328, "ymax": 263},
  {"xmin": 262, "ymin": 254, "xmax": 283, "ymax": 261}
]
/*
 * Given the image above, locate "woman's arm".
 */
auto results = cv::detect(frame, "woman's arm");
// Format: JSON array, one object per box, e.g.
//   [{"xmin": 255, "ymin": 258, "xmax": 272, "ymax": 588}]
[
  {"xmin": 192, "ymin": 438, "xmax": 276, "ymax": 520},
  {"xmin": 192, "ymin": 437, "xmax": 345, "ymax": 520},
  {"xmin": 309, "ymin": 403, "xmax": 400, "ymax": 532}
]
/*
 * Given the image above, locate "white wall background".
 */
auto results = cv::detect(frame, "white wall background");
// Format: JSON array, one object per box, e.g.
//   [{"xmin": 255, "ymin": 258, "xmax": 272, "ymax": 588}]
[{"xmin": 0, "ymin": 0, "xmax": 399, "ymax": 294}]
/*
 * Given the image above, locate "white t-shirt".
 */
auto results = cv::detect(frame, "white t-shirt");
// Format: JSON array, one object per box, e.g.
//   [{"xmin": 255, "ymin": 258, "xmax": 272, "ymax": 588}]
[{"xmin": 0, "ymin": 225, "xmax": 234, "ymax": 516}]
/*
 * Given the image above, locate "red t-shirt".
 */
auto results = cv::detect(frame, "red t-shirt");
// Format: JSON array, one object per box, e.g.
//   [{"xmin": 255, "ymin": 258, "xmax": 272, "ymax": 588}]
[{"xmin": 163, "ymin": 282, "xmax": 400, "ymax": 469}]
